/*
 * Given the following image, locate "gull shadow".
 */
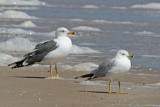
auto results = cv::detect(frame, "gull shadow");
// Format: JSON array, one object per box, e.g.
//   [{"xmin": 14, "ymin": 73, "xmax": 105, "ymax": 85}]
[
  {"xmin": 79, "ymin": 90, "xmax": 117, "ymax": 94},
  {"xmin": 10, "ymin": 76, "xmax": 46, "ymax": 79},
  {"xmin": 73, "ymin": 81, "xmax": 80, "ymax": 83}
]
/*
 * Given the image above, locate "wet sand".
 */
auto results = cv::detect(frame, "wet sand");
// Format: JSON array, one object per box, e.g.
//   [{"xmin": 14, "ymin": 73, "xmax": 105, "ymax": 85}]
[{"xmin": 0, "ymin": 66, "xmax": 160, "ymax": 107}]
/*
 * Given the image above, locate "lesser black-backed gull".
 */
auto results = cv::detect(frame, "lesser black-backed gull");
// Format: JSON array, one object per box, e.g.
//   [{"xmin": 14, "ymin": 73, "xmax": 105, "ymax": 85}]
[{"xmin": 9, "ymin": 27, "xmax": 75, "ymax": 79}]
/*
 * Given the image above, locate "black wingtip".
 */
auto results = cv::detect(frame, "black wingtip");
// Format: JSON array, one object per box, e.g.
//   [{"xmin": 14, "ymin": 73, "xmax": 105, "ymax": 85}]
[
  {"xmin": 8, "ymin": 63, "xmax": 16, "ymax": 69},
  {"xmin": 8, "ymin": 63, "xmax": 15, "ymax": 66},
  {"xmin": 85, "ymin": 77, "xmax": 92, "ymax": 81},
  {"xmin": 74, "ymin": 73, "xmax": 94, "ymax": 80},
  {"xmin": 11, "ymin": 66, "xmax": 16, "ymax": 69},
  {"xmin": 74, "ymin": 77, "xmax": 79, "ymax": 79},
  {"xmin": 12, "ymin": 65, "xmax": 24, "ymax": 69},
  {"xmin": 86, "ymin": 77, "xmax": 97, "ymax": 81},
  {"xmin": 8, "ymin": 63, "xmax": 24, "ymax": 69},
  {"xmin": 10, "ymin": 65, "xmax": 17, "ymax": 69}
]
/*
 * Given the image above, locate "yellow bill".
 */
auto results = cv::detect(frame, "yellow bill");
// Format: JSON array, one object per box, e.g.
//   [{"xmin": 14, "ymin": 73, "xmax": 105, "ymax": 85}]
[
  {"xmin": 128, "ymin": 54, "xmax": 133, "ymax": 58},
  {"xmin": 67, "ymin": 31, "xmax": 75, "ymax": 35}
]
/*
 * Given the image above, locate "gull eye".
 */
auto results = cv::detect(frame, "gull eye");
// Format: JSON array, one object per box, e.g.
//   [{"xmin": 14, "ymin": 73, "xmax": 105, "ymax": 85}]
[
  {"xmin": 61, "ymin": 30, "xmax": 65, "ymax": 32},
  {"xmin": 122, "ymin": 53, "xmax": 125, "ymax": 55}
]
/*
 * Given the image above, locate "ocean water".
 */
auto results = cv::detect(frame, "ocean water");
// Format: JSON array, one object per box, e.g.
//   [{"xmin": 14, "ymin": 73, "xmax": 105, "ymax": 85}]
[{"xmin": 0, "ymin": 0, "xmax": 160, "ymax": 70}]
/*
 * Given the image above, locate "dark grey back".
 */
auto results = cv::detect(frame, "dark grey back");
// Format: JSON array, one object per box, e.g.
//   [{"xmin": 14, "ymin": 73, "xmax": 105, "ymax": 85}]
[{"xmin": 24, "ymin": 40, "xmax": 58, "ymax": 65}]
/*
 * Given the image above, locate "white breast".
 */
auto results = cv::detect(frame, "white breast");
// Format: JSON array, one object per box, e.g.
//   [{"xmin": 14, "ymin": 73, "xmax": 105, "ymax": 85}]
[
  {"xmin": 42, "ymin": 36, "xmax": 72, "ymax": 65},
  {"xmin": 109, "ymin": 57, "xmax": 131, "ymax": 73}
]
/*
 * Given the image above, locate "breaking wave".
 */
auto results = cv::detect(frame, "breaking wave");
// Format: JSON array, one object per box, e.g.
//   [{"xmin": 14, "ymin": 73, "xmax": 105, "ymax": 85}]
[
  {"xmin": 0, "ymin": 10, "xmax": 37, "ymax": 19},
  {"xmin": 131, "ymin": 3, "xmax": 160, "ymax": 10},
  {"xmin": 72, "ymin": 26, "xmax": 101, "ymax": 32}
]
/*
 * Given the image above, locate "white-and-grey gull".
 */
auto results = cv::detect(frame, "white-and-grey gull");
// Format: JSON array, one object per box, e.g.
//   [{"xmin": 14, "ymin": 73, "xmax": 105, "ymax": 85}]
[
  {"xmin": 9, "ymin": 27, "xmax": 75, "ymax": 79},
  {"xmin": 75, "ymin": 50, "xmax": 133, "ymax": 94}
]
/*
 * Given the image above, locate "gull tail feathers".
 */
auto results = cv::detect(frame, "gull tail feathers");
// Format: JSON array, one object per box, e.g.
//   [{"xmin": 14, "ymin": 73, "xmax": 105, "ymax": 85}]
[
  {"xmin": 8, "ymin": 51, "xmax": 35, "ymax": 69},
  {"xmin": 8, "ymin": 59, "xmax": 26, "ymax": 69}
]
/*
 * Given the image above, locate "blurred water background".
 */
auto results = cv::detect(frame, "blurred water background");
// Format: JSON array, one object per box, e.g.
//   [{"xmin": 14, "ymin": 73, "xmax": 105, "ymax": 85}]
[{"xmin": 0, "ymin": 0, "xmax": 160, "ymax": 71}]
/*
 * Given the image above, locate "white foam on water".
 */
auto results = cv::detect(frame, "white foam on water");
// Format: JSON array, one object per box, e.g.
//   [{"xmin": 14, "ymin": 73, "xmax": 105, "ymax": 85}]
[
  {"xmin": 92, "ymin": 19, "xmax": 108, "ymax": 23},
  {"xmin": 79, "ymin": 81, "xmax": 106, "ymax": 86},
  {"xmin": 154, "ymin": 82, "xmax": 160, "ymax": 86},
  {"xmin": 69, "ymin": 18, "xmax": 84, "ymax": 22},
  {"xmin": 0, "ymin": 53, "xmax": 18, "ymax": 66},
  {"xmin": 141, "ymin": 55, "xmax": 160, "ymax": 58},
  {"xmin": 135, "ymin": 31, "xmax": 154, "ymax": 35},
  {"xmin": 71, "ymin": 45, "xmax": 100, "ymax": 54},
  {"xmin": 0, "ymin": 10, "xmax": 37, "ymax": 19},
  {"xmin": 18, "ymin": 20, "xmax": 37, "ymax": 28},
  {"xmin": 31, "ymin": 64, "xmax": 49, "ymax": 68},
  {"xmin": 111, "ymin": 6, "xmax": 127, "ymax": 10},
  {"xmin": 134, "ymin": 84, "xmax": 158, "ymax": 89},
  {"xmin": 80, "ymin": 43, "xmax": 97, "ymax": 46},
  {"xmin": 72, "ymin": 26, "xmax": 101, "ymax": 32},
  {"xmin": 61, "ymin": 62, "xmax": 98, "ymax": 72},
  {"xmin": 135, "ymin": 73, "xmax": 160, "ymax": 77},
  {"xmin": 0, "ymin": 0, "xmax": 45, "ymax": 6},
  {"xmin": 82, "ymin": 5, "xmax": 99, "ymax": 9},
  {"xmin": 131, "ymin": 3, "xmax": 160, "ymax": 10},
  {"xmin": 135, "ymin": 31, "xmax": 160, "ymax": 37},
  {"xmin": 0, "ymin": 6, "xmax": 38, "ymax": 11},
  {"xmin": 0, "ymin": 37, "xmax": 35, "ymax": 53},
  {"xmin": 0, "ymin": 28, "xmax": 35, "ymax": 35},
  {"xmin": 92, "ymin": 20, "xmax": 134, "ymax": 25}
]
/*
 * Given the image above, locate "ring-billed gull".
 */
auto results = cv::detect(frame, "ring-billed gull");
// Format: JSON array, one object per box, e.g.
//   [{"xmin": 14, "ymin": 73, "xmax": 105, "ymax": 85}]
[
  {"xmin": 8, "ymin": 27, "xmax": 75, "ymax": 79},
  {"xmin": 75, "ymin": 50, "xmax": 133, "ymax": 94}
]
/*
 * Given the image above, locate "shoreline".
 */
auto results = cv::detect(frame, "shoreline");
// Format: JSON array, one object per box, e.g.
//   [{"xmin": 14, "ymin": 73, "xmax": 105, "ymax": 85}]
[{"xmin": 0, "ymin": 66, "xmax": 160, "ymax": 107}]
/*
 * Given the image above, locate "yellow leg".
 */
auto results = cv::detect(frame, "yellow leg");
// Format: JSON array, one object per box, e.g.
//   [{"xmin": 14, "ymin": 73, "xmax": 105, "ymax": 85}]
[
  {"xmin": 55, "ymin": 64, "xmax": 59, "ymax": 78},
  {"xmin": 109, "ymin": 81, "xmax": 112, "ymax": 94},
  {"xmin": 118, "ymin": 81, "xmax": 126, "ymax": 94},
  {"xmin": 50, "ymin": 65, "xmax": 54, "ymax": 79}
]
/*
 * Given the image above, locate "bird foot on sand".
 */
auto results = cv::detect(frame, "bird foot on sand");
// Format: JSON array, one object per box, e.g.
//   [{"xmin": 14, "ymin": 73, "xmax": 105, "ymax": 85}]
[
  {"xmin": 119, "ymin": 91, "xmax": 127, "ymax": 94},
  {"xmin": 50, "ymin": 76, "xmax": 59, "ymax": 80}
]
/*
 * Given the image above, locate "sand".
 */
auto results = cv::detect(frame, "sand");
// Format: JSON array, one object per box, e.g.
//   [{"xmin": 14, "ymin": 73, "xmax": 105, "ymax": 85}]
[{"xmin": 0, "ymin": 66, "xmax": 160, "ymax": 107}]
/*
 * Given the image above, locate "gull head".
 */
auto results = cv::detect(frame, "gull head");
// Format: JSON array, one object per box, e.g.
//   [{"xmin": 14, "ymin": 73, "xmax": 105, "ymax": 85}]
[
  {"xmin": 56, "ymin": 27, "xmax": 75, "ymax": 37},
  {"xmin": 116, "ymin": 50, "xmax": 133, "ymax": 59}
]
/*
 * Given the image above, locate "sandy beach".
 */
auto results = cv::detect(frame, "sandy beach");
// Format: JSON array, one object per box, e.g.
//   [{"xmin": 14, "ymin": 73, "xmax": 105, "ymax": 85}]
[{"xmin": 0, "ymin": 66, "xmax": 160, "ymax": 107}]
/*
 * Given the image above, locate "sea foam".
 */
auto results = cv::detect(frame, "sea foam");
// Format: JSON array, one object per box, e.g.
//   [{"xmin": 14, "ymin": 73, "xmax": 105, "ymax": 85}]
[
  {"xmin": 72, "ymin": 26, "xmax": 101, "ymax": 31},
  {"xmin": 131, "ymin": 3, "xmax": 160, "ymax": 10},
  {"xmin": 69, "ymin": 18, "xmax": 84, "ymax": 22},
  {"xmin": 18, "ymin": 20, "xmax": 37, "ymax": 28},
  {"xmin": 0, "ymin": 28, "xmax": 35, "ymax": 35},
  {"xmin": 0, "ymin": 53, "xmax": 18, "ymax": 66},
  {"xmin": 0, "ymin": 0, "xmax": 45, "ymax": 6},
  {"xmin": 82, "ymin": 5, "xmax": 99, "ymax": 9},
  {"xmin": 141, "ymin": 55, "xmax": 160, "ymax": 58},
  {"xmin": 79, "ymin": 81, "xmax": 106, "ymax": 86},
  {"xmin": 71, "ymin": 45, "xmax": 100, "ymax": 54},
  {"xmin": 135, "ymin": 31, "xmax": 154, "ymax": 35},
  {"xmin": 72, "ymin": 26, "xmax": 101, "ymax": 32},
  {"xmin": 0, "ymin": 10, "xmax": 37, "ymax": 19},
  {"xmin": 61, "ymin": 62, "xmax": 98, "ymax": 72},
  {"xmin": 92, "ymin": 20, "xmax": 134, "ymax": 25},
  {"xmin": 154, "ymin": 82, "xmax": 160, "ymax": 86},
  {"xmin": 111, "ymin": 6, "xmax": 127, "ymax": 10},
  {"xmin": 0, "ymin": 37, "xmax": 35, "ymax": 53}
]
